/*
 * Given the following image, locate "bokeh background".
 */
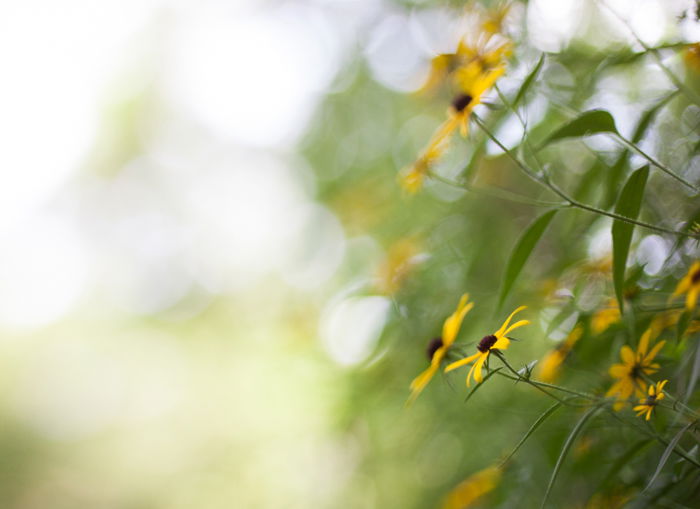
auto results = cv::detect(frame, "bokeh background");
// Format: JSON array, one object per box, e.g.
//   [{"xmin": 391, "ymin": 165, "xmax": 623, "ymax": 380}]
[{"xmin": 1, "ymin": 0, "xmax": 699, "ymax": 508}]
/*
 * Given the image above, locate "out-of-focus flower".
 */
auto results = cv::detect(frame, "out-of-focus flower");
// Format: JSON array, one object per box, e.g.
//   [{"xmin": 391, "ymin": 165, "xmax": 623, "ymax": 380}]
[
  {"xmin": 591, "ymin": 298, "xmax": 620, "ymax": 335},
  {"xmin": 399, "ymin": 120, "xmax": 454, "ymax": 194},
  {"xmin": 585, "ymin": 491, "xmax": 633, "ymax": 509},
  {"xmin": 634, "ymin": 379, "xmax": 667, "ymax": 421},
  {"xmin": 408, "ymin": 294, "xmax": 474, "ymax": 405},
  {"xmin": 442, "ymin": 465, "xmax": 502, "ymax": 509},
  {"xmin": 537, "ymin": 325, "xmax": 583, "ymax": 383},
  {"xmin": 649, "ymin": 309, "xmax": 700, "ymax": 338},
  {"xmin": 672, "ymin": 261, "xmax": 700, "ymax": 311},
  {"xmin": 482, "ymin": 2, "xmax": 511, "ymax": 35},
  {"xmin": 375, "ymin": 237, "xmax": 424, "ymax": 295},
  {"xmin": 606, "ymin": 329, "xmax": 665, "ymax": 410},
  {"xmin": 445, "ymin": 306, "xmax": 528, "ymax": 386},
  {"xmin": 684, "ymin": 42, "xmax": 700, "ymax": 72}
]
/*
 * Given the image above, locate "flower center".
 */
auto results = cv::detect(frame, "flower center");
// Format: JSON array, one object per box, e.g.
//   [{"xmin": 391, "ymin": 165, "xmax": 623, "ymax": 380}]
[
  {"xmin": 692, "ymin": 268, "xmax": 700, "ymax": 284},
  {"xmin": 477, "ymin": 334, "xmax": 498, "ymax": 353},
  {"xmin": 426, "ymin": 337, "xmax": 444, "ymax": 360},
  {"xmin": 451, "ymin": 93, "xmax": 473, "ymax": 113}
]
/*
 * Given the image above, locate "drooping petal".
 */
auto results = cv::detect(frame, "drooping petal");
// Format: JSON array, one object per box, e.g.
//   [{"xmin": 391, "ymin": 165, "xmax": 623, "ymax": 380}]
[
  {"xmin": 471, "ymin": 353, "xmax": 489, "ymax": 384},
  {"xmin": 407, "ymin": 362, "xmax": 440, "ymax": 405},
  {"xmin": 445, "ymin": 351, "xmax": 481, "ymax": 373},
  {"xmin": 494, "ymin": 306, "xmax": 527, "ymax": 338}
]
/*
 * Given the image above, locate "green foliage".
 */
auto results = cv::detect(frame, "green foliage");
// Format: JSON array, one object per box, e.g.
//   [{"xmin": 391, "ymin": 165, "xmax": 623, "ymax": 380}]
[{"xmin": 612, "ymin": 166, "xmax": 649, "ymax": 312}]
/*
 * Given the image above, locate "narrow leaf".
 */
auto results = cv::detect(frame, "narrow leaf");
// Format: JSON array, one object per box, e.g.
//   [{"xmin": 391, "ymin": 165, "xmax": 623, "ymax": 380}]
[
  {"xmin": 498, "ymin": 210, "xmax": 557, "ymax": 310},
  {"xmin": 513, "ymin": 54, "xmax": 545, "ymax": 107},
  {"xmin": 643, "ymin": 420, "xmax": 696, "ymax": 493},
  {"xmin": 541, "ymin": 110, "xmax": 618, "ymax": 148},
  {"xmin": 541, "ymin": 406, "xmax": 601, "ymax": 509},
  {"xmin": 463, "ymin": 367, "xmax": 501, "ymax": 404},
  {"xmin": 501, "ymin": 401, "xmax": 564, "ymax": 466},
  {"xmin": 612, "ymin": 166, "xmax": 649, "ymax": 312}
]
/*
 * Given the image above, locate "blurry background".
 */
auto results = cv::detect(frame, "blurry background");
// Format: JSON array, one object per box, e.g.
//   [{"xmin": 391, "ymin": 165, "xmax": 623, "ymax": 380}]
[{"xmin": 1, "ymin": 0, "xmax": 699, "ymax": 508}]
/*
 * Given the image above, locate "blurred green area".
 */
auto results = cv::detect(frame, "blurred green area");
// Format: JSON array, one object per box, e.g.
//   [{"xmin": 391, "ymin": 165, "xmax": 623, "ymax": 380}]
[{"xmin": 1, "ymin": 1, "xmax": 700, "ymax": 508}]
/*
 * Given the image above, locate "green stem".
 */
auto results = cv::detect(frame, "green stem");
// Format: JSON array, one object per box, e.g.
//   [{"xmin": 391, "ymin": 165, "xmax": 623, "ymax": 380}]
[
  {"xmin": 472, "ymin": 115, "xmax": 700, "ymax": 239},
  {"xmin": 614, "ymin": 133, "xmax": 699, "ymax": 192}
]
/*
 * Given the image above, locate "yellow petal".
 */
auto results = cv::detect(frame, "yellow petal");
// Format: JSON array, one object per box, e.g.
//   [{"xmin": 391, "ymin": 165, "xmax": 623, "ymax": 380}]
[
  {"xmin": 445, "ymin": 351, "xmax": 481, "ymax": 373},
  {"xmin": 687, "ymin": 286, "xmax": 699, "ymax": 311},
  {"xmin": 637, "ymin": 329, "xmax": 652, "ymax": 357},
  {"xmin": 492, "ymin": 335, "xmax": 510, "ymax": 350},
  {"xmin": 502, "ymin": 319, "xmax": 530, "ymax": 337},
  {"xmin": 645, "ymin": 340, "xmax": 665, "ymax": 364},
  {"xmin": 620, "ymin": 345, "xmax": 635, "ymax": 366},
  {"xmin": 494, "ymin": 306, "xmax": 527, "ymax": 338},
  {"xmin": 609, "ymin": 364, "xmax": 629, "ymax": 378},
  {"xmin": 471, "ymin": 353, "xmax": 489, "ymax": 384},
  {"xmin": 442, "ymin": 294, "xmax": 474, "ymax": 346}
]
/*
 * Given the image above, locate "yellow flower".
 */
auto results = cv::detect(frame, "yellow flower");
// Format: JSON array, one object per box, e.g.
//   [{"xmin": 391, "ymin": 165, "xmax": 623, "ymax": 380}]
[
  {"xmin": 445, "ymin": 306, "xmax": 529, "ymax": 386},
  {"xmin": 591, "ymin": 298, "xmax": 620, "ymax": 335},
  {"xmin": 375, "ymin": 237, "xmax": 423, "ymax": 295},
  {"xmin": 672, "ymin": 261, "xmax": 700, "ymax": 311},
  {"xmin": 442, "ymin": 465, "xmax": 502, "ymax": 509},
  {"xmin": 606, "ymin": 329, "xmax": 665, "ymax": 410},
  {"xmin": 399, "ymin": 118, "xmax": 454, "ymax": 193},
  {"xmin": 684, "ymin": 42, "xmax": 700, "ymax": 72},
  {"xmin": 408, "ymin": 294, "xmax": 474, "ymax": 405},
  {"xmin": 633, "ymin": 379, "xmax": 667, "ymax": 421},
  {"xmin": 537, "ymin": 325, "xmax": 583, "ymax": 383}
]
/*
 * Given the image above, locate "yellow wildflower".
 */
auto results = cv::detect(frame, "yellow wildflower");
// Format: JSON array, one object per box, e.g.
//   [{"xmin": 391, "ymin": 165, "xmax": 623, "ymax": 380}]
[
  {"xmin": 633, "ymin": 379, "xmax": 667, "ymax": 421},
  {"xmin": 672, "ymin": 261, "xmax": 700, "ymax": 311},
  {"xmin": 606, "ymin": 329, "xmax": 665, "ymax": 410},
  {"xmin": 408, "ymin": 294, "xmax": 474, "ymax": 405},
  {"xmin": 591, "ymin": 298, "xmax": 620, "ymax": 335},
  {"xmin": 445, "ymin": 306, "xmax": 529, "ymax": 386},
  {"xmin": 399, "ymin": 118, "xmax": 454, "ymax": 193},
  {"xmin": 684, "ymin": 42, "xmax": 700, "ymax": 72},
  {"xmin": 649, "ymin": 309, "xmax": 700, "ymax": 337},
  {"xmin": 537, "ymin": 325, "xmax": 583, "ymax": 383},
  {"xmin": 442, "ymin": 465, "xmax": 502, "ymax": 509},
  {"xmin": 375, "ymin": 238, "xmax": 423, "ymax": 295}
]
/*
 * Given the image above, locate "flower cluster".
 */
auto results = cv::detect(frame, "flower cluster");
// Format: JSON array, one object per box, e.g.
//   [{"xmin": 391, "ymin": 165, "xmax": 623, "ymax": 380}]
[{"xmin": 399, "ymin": 4, "xmax": 512, "ymax": 194}]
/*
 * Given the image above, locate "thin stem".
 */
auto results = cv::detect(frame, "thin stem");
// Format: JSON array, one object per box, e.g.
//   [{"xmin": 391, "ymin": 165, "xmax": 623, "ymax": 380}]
[
  {"xmin": 614, "ymin": 133, "xmax": 699, "ymax": 192},
  {"xmin": 597, "ymin": 0, "xmax": 700, "ymax": 108},
  {"xmin": 427, "ymin": 171, "xmax": 567, "ymax": 208},
  {"xmin": 493, "ymin": 351, "xmax": 578, "ymax": 406},
  {"xmin": 472, "ymin": 114, "xmax": 700, "ymax": 239}
]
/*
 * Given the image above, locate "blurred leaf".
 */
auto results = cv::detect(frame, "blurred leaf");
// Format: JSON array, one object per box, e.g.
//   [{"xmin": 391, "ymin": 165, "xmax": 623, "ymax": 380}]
[
  {"xmin": 631, "ymin": 92, "xmax": 677, "ymax": 143},
  {"xmin": 541, "ymin": 110, "xmax": 618, "ymax": 148},
  {"xmin": 498, "ymin": 210, "xmax": 557, "ymax": 310},
  {"xmin": 643, "ymin": 420, "xmax": 696, "ymax": 493},
  {"xmin": 541, "ymin": 406, "xmax": 601, "ymax": 508},
  {"xmin": 612, "ymin": 166, "xmax": 649, "ymax": 313},
  {"xmin": 513, "ymin": 54, "xmax": 545, "ymax": 108},
  {"xmin": 676, "ymin": 310, "xmax": 691, "ymax": 342},
  {"xmin": 598, "ymin": 439, "xmax": 654, "ymax": 490},
  {"xmin": 463, "ymin": 367, "xmax": 501, "ymax": 403},
  {"xmin": 501, "ymin": 401, "xmax": 564, "ymax": 465}
]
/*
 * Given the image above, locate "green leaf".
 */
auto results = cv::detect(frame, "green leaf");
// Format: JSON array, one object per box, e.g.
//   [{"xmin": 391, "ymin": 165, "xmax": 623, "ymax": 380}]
[
  {"xmin": 513, "ymin": 54, "xmax": 545, "ymax": 108},
  {"xmin": 501, "ymin": 401, "xmax": 565, "ymax": 466},
  {"xmin": 498, "ymin": 210, "xmax": 557, "ymax": 310},
  {"xmin": 541, "ymin": 110, "xmax": 618, "ymax": 148},
  {"xmin": 612, "ymin": 166, "xmax": 649, "ymax": 313},
  {"xmin": 643, "ymin": 420, "xmax": 696, "ymax": 493},
  {"xmin": 541, "ymin": 406, "xmax": 601, "ymax": 509},
  {"xmin": 463, "ymin": 367, "xmax": 501, "ymax": 404}
]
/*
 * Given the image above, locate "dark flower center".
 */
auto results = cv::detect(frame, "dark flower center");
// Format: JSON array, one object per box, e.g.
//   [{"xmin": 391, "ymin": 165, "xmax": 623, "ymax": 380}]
[
  {"xmin": 477, "ymin": 334, "xmax": 498, "ymax": 353},
  {"xmin": 426, "ymin": 337, "xmax": 444, "ymax": 360},
  {"xmin": 691, "ymin": 268, "xmax": 700, "ymax": 284},
  {"xmin": 451, "ymin": 93, "xmax": 473, "ymax": 113}
]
